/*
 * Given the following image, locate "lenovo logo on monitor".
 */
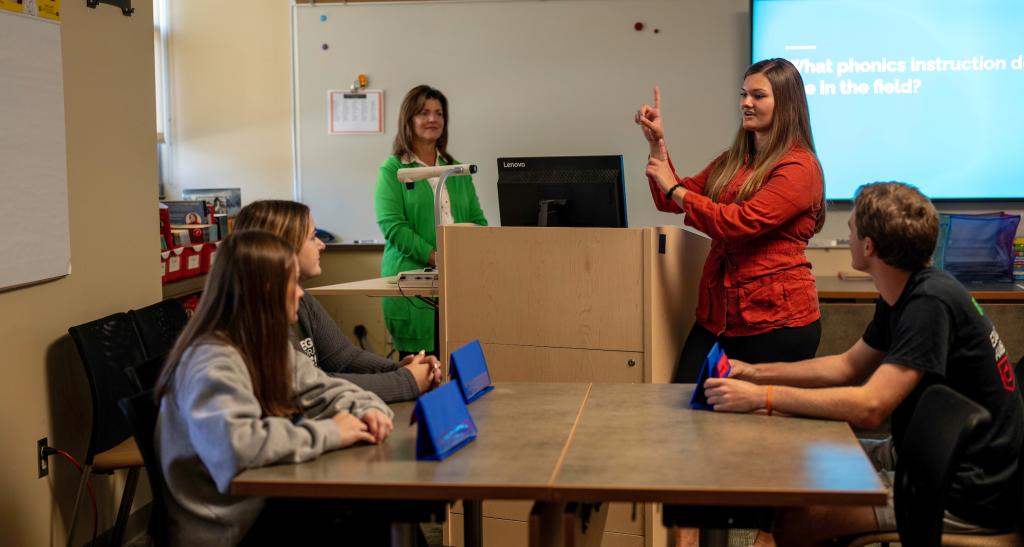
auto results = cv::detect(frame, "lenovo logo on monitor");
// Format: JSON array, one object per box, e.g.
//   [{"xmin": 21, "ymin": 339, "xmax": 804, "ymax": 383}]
[{"xmin": 501, "ymin": 161, "xmax": 526, "ymax": 169}]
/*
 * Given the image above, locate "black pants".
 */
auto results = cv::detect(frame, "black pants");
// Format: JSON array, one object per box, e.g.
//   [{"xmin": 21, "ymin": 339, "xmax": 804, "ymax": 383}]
[
  {"xmin": 240, "ymin": 498, "xmax": 433, "ymax": 547},
  {"xmin": 672, "ymin": 320, "xmax": 822, "ymax": 383}
]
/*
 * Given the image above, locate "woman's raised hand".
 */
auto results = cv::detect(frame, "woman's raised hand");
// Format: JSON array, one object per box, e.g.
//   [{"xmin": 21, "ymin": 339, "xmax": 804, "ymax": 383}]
[
  {"xmin": 646, "ymin": 140, "xmax": 677, "ymax": 193},
  {"xmin": 635, "ymin": 86, "xmax": 665, "ymax": 154}
]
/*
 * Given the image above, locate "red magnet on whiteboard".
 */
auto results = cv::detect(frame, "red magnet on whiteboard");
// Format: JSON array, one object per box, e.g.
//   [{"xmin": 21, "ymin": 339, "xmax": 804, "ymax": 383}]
[{"xmin": 634, "ymin": 22, "xmax": 644, "ymax": 31}]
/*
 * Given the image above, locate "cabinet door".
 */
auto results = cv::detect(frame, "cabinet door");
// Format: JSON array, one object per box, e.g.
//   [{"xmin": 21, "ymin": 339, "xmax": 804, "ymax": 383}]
[
  {"xmin": 450, "ymin": 341, "xmax": 644, "ymax": 383},
  {"xmin": 441, "ymin": 226, "xmax": 644, "ymax": 352}
]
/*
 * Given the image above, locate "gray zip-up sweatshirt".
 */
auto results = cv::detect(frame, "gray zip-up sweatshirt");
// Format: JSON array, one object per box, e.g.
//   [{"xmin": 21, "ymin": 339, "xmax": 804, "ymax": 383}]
[{"xmin": 156, "ymin": 340, "xmax": 393, "ymax": 547}]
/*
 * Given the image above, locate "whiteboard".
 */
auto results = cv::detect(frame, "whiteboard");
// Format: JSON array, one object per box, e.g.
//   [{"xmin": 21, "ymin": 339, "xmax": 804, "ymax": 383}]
[
  {"xmin": 292, "ymin": 0, "xmax": 748, "ymax": 242},
  {"xmin": 0, "ymin": 11, "xmax": 71, "ymax": 290}
]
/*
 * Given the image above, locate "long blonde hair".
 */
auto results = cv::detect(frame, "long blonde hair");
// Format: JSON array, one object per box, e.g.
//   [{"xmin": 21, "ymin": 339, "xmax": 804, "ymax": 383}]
[
  {"xmin": 234, "ymin": 200, "xmax": 311, "ymax": 253},
  {"xmin": 704, "ymin": 58, "xmax": 826, "ymax": 232},
  {"xmin": 156, "ymin": 231, "xmax": 298, "ymax": 417}
]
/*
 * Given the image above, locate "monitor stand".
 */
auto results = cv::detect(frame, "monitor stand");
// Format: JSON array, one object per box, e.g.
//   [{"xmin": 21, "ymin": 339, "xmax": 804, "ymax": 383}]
[{"xmin": 537, "ymin": 199, "xmax": 567, "ymax": 227}]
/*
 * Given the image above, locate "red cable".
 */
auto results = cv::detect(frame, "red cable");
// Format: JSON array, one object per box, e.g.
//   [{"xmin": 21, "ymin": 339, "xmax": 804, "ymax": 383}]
[{"xmin": 48, "ymin": 447, "xmax": 98, "ymax": 545}]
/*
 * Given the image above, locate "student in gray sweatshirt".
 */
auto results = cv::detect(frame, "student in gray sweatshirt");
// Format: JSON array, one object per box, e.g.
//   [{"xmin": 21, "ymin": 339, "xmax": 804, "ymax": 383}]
[
  {"xmin": 235, "ymin": 200, "xmax": 442, "ymax": 403},
  {"xmin": 154, "ymin": 230, "xmax": 395, "ymax": 547}
]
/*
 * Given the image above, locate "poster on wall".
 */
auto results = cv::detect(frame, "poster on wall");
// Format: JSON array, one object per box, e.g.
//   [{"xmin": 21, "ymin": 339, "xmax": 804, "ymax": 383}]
[
  {"xmin": 0, "ymin": 0, "xmax": 61, "ymax": 21},
  {"xmin": 328, "ymin": 89, "xmax": 383, "ymax": 134}
]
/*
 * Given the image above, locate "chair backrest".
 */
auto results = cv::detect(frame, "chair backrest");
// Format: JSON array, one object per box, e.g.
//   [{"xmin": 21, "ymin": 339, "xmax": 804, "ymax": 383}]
[
  {"xmin": 129, "ymin": 299, "xmax": 188, "ymax": 360},
  {"xmin": 125, "ymin": 354, "xmax": 169, "ymax": 393},
  {"xmin": 895, "ymin": 384, "xmax": 991, "ymax": 547},
  {"xmin": 119, "ymin": 391, "xmax": 168, "ymax": 547},
  {"xmin": 68, "ymin": 312, "xmax": 148, "ymax": 463}
]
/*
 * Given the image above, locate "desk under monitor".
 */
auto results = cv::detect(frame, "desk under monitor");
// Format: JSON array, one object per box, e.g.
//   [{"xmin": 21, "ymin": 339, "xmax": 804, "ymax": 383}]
[
  {"xmin": 816, "ymin": 275, "xmax": 1024, "ymax": 302},
  {"xmin": 307, "ymin": 276, "xmax": 436, "ymax": 298}
]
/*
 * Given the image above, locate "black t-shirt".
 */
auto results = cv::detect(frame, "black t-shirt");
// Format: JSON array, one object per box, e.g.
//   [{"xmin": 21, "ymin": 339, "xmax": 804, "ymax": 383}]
[{"xmin": 862, "ymin": 268, "xmax": 1023, "ymax": 528}]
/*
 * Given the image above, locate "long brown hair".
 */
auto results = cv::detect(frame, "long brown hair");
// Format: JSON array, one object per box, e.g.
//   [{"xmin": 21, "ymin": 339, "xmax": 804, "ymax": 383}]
[
  {"xmin": 705, "ymin": 58, "xmax": 826, "ymax": 232},
  {"xmin": 234, "ymin": 200, "xmax": 311, "ymax": 252},
  {"xmin": 392, "ymin": 85, "xmax": 454, "ymax": 164},
  {"xmin": 155, "ymin": 231, "xmax": 298, "ymax": 417}
]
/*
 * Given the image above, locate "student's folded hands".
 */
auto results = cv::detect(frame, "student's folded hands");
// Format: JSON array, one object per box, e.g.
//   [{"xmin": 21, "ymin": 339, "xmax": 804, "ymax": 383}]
[
  {"xmin": 402, "ymin": 353, "xmax": 442, "ymax": 394},
  {"xmin": 361, "ymin": 410, "xmax": 394, "ymax": 444},
  {"xmin": 333, "ymin": 411, "xmax": 385, "ymax": 447}
]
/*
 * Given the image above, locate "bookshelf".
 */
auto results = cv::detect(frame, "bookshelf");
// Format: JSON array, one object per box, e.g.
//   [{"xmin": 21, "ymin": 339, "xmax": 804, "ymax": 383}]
[{"xmin": 161, "ymin": 274, "xmax": 205, "ymax": 299}]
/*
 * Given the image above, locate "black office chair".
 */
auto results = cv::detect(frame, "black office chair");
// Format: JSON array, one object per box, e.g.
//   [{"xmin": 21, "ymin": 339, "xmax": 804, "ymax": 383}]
[
  {"xmin": 129, "ymin": 299, "xmax": 188, "ymax": 359},
  {"xmin": 125, "ymin": 354, "xmax": 168, "ymax": 393},
  {"xmin": 846, "ymin": 378, "xmax": 1024, "ymax": 547},
  {"xmin": 67, "ymin": 313, "xmax": 147, "ymax": 547},
  {"xmin": 119, "ymin": 390, "xmax": 168, "ymax": 547},
  {"xmin": 894, "ymin": 384, "xmax": 1015, "ymax": 547}
]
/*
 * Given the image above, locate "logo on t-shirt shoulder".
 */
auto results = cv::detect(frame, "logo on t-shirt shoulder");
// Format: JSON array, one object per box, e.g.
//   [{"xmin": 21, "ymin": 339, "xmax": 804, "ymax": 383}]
[
  {"xmin": 299, "ymin": 337, "xmax": 318, "ymax": 367},
  {"xmin": 990, "ymin": 327, "xmax": 1015, "ymax": 392}
]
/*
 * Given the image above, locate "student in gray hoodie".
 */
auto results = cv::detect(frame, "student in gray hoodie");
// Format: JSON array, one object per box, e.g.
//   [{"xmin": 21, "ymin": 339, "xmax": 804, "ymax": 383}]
[
  {"xmin": 154, "ymin": 230, "xmax": 395, "ymax": 547},
  {"xmin": 235, "ymin": 200, "xmax": 442, "ymax": 403}
]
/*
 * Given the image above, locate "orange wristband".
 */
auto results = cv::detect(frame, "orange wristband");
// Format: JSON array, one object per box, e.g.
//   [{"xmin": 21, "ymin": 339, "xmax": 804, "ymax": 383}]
[{"xmin": 765, "ymin": 385, "xmax": 774, "ymax": 416}]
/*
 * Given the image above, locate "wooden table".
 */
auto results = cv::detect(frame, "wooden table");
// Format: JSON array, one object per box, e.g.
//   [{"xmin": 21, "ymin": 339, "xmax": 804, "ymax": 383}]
[
  {"xmin": 554, "ymin": 383, "xmax": 882, "ymax": 506},
  {"xmin": 306, "ymin": 276, "xmax": 437, "ymax": 298},
  {"xmin": 816, "ymin": 275, "xmax": 1024, "ymax": 302},
  {"xmin": 232, "ymin": 383, "xmax": 885, "ymax": 546},
  {"xmin": 232, "ymin": 383, "xmax": 586, "ymax": 502}
]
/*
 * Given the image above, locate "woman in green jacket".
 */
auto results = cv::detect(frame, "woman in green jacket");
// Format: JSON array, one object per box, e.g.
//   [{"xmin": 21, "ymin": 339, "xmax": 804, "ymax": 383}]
[{"xmin": 374, "ymin": 85, "xmax": 487, "ymax": 357}]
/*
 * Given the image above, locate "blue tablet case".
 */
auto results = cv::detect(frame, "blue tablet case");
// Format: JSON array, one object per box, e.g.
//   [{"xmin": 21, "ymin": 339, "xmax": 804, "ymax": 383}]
[
  {"xmin": 689, "ymin": 342, "xmax": 732, "ymax": 411},
  {"xmin": 410, "ymin": 381, "xmax": 478, "ymax": 461},
  {"xmin": 450, "ymin": 339, "xmax": 494, "ymax": 404}
]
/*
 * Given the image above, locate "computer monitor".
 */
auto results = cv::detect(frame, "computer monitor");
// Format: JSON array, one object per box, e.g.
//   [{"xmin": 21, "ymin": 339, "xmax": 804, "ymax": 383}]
[{"xmin": 496, "ymin": 155, "xmax": 627, "ymax": 228}]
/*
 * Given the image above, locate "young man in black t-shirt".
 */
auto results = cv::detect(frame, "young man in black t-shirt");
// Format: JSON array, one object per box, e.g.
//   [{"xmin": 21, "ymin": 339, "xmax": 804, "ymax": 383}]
[{"xmin": 703, "ymin": 182, "xmax": 1023, "ymax": 543}]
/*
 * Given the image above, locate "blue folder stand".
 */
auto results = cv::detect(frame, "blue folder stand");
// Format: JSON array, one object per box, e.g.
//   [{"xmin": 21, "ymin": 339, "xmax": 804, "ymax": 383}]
[
  {"xmin": 689, "ymin": 342, "xmax": 732, "ymax": 411},
  {"xmin": 450, "ymin": 339, "xmax": 494, "ymax": 404},
  {"xmin": 410, "ymin": 381, "xmax": 478, "ymax": 461}
]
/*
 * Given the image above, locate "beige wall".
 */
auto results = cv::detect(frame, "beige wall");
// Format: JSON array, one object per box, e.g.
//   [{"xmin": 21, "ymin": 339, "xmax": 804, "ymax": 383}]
[
  {"xmin": 311, "ymin": 246, "xmax": 393, "ymax": 357},
  {"xmin": 0, "ymin": 2, "xmax": 161, "ymax": 546},
  {"xmin": 165, "ymin": 0, "xmax": 293, "ymax": 202}
]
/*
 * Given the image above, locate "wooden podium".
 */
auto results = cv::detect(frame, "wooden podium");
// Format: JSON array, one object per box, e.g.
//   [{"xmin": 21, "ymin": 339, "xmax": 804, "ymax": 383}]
[{"xmin": 437, "ymin": 225, "xmax": 709, "ymax": 547}]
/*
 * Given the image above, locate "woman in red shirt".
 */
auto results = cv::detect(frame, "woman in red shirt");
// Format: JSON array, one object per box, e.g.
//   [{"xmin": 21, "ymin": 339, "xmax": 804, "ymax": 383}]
[{"xmin": 637, "ymin": 58, "xmax": 825, "ymax": 383}]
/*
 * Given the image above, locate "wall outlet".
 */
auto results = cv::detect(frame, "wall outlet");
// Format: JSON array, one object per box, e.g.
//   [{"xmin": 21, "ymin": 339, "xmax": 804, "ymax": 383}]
[{"xmin": 37, "ymin": 437, "xmax": 48, "ymax": 478}]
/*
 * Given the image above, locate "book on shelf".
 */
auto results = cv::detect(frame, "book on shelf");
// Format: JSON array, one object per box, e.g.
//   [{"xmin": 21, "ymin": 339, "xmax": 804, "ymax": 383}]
[{"xmin": 171, "ymin": 224, "xmax": 219, "ymax": 246}]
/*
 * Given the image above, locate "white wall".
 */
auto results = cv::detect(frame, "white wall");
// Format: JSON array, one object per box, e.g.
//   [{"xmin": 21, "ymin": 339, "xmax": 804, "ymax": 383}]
[{"xmin": 166, "ymin": 0, "xmax": 293, "ymax": 203}]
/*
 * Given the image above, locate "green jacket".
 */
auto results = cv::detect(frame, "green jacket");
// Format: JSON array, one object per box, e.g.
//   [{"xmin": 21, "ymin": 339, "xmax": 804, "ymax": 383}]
[{"xmin": 374, "ymin": 154, "xmax": 488, "ymax": 351}]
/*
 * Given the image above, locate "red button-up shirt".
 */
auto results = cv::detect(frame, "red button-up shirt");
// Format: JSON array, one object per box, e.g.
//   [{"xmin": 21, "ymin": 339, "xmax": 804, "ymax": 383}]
[{"xmin": 648, "ymin": 145, "xmax": 823, "ymax": 337}]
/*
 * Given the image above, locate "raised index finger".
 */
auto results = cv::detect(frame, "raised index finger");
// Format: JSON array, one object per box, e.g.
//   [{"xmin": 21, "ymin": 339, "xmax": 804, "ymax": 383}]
[{"xmin": 653, "ymin": 86, "xmax": 661, "ymax": 109}]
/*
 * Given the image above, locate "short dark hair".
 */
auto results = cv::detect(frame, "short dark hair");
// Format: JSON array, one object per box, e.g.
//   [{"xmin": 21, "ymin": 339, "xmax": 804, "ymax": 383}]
[{"xmin": 854, "ymin": 182, "xmax": 938, "ymax": 271}]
